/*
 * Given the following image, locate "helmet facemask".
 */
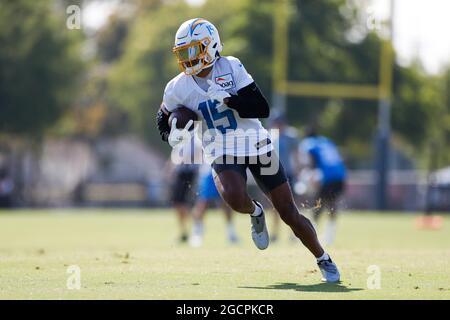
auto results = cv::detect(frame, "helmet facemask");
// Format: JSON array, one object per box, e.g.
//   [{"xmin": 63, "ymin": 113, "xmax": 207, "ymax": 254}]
[{"xmin": 173, "ymin": 38, "xmax": 213, "ymax": 75}]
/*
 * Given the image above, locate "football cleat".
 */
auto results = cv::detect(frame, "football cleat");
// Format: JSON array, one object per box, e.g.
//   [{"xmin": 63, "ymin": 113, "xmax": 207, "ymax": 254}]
[
  {"xmin": 317, "ymin": 257, "xmax": 341, "ymax": 283},
  {"xmin": 179, "ymin": 233, "xmax": 188, "ymax": 243},
  {"xmin": 250, "ymin": 200, "xmax": 269, "ymax": 250},
  {"xmin": 189, "ymin": 233, "xmax": 203, "ymax": 248}
]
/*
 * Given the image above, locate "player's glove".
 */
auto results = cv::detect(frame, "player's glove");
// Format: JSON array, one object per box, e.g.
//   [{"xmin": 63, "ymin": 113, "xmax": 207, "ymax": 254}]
[
  {"xmin": 207, "ymin": 79, "xmax": 230, "ymax": 103},
  {"xmin": 167, "ymin": 118, "xmax": 195, "ymax": 148},
  {"xmin": 156, "ymin": 108, "xmax": 171, "ymax": 142}
]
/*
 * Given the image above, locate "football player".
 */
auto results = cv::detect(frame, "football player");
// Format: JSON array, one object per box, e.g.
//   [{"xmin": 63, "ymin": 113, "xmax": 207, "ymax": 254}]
[
  {"xmin": 156, "ymin": 18, "xmax": 340, "ymax": 282},
  {"xmin": 190, "ymin": 166, "xmax": 239, "ymax": 247},
  {"xmin": 269, "ymin": 112, "xmax": 301, "ymax": 243},
  {"xmin": 165, "ymin": 139, "xmax": 200, "ymax": 243},
  {"xmin": 299, "ymin": 126, "xmax": 347, "ymax": 246}
]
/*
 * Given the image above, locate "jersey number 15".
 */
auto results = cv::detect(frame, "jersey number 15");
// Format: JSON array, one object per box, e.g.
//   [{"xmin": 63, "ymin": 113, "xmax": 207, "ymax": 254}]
[{"xmin": 198, "ymin": 99, "xmax": 237, "ymax": 134}]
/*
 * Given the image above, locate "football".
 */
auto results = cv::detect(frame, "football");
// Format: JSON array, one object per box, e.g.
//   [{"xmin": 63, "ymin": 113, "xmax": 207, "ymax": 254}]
[{"xmin": 168, "ymin": 105, "xmax": 198, "ymax": 130}]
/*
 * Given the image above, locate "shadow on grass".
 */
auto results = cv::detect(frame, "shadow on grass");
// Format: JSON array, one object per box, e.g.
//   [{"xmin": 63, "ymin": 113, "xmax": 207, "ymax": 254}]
[{"xmin": 239, "ymin": 282, "xmax": 363, "ymax": 293}]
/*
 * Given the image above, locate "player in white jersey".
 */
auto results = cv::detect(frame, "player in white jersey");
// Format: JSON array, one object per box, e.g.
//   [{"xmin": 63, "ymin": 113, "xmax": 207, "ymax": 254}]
[{"xmin": 156, "ymin": 18, "xmax": 340, "ymax": 282}]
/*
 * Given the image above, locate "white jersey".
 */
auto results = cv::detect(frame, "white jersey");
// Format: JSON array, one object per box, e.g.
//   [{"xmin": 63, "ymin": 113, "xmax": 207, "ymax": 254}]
[{"xmin": 163, "ymin": 56, "xmax": 272, "ymax": 164}]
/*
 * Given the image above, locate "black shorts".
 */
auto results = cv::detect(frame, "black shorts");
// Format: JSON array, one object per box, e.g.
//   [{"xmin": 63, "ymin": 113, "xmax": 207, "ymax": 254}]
[
  {"xmin": 171, "ymin": 170, "xmax": 197, "ymax": 205},
  {"xmin": 211, "ymin": 151, "xmax": 288, "ymax": 193},
  {"xmin": 317, "ymin": 180, "xmax": 345, "ymax": 204}
]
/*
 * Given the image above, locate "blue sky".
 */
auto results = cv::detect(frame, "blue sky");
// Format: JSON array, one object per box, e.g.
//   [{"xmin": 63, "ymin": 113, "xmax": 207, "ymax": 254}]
[{"xmin": 372, "ymin": 0, "xmax": 450, "ymax": 74}]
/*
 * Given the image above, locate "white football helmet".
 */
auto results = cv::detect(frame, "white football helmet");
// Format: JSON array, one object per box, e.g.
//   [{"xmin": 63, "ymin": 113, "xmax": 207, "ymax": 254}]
[{"xmin": 173, "ymin": 18, "xmax": 223, "ymax": 76}]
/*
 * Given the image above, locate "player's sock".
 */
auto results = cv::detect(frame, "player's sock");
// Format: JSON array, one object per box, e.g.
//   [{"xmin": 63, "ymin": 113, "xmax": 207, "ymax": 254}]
[
  {"xmin": 324, "ymin": 219, "xmax": 337, "ymax": 245},
  {"xmin": 227, "ymin": 222, "xmax": 238, "ymax": 242},
  {"xmin": 192, "ymin": 221, "xmax": 204, "ymax": 236},
  {"xmin": 227, "ymin": 222, "xmax": 235, "ymax": 236},
  {"xmin": 190, "ymin": 221, "xmax": 204, "ymax": 247},
  {"xmin": 316, "ymin": 252, "xmax": 330, "ymax": 263},
  {"xmin": 250, "ymin": 200, "xmax": 263, "ymax": 217}
]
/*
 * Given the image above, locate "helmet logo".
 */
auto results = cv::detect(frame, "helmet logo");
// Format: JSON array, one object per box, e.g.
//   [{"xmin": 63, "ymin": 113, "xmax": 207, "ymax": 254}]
[{"xmin": 190, "ymin": 18, "xmax": 207, "ymax": 36}]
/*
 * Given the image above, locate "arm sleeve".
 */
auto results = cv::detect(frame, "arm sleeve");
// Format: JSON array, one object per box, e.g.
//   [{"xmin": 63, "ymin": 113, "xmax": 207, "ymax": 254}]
[{"xmin": 225, "ymin": 82, "xmax": 270, "ymax": 118}]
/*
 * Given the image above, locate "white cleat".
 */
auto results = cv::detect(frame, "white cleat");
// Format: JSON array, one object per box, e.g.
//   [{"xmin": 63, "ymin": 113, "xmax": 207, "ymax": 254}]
[
  {"xmin": 189, "ymin": 234, "xmax": 203, "ymax": 248},
  {"xmin": 323, "ymin": 220, "xmax": 337, "ymax": 246},
  {"xmin": 317, "ymin": 257, "xmax": 341, "ymax": 283},
  {"xmin": 250, "ymin": 200, "xmax": 269, "ymax": 250}
]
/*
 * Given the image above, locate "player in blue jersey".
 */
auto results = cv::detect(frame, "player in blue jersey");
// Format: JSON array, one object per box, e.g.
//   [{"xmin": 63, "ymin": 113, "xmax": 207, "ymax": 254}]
[{"xmin": 299, "ymin": 126, "xmax": 347, "ymax": 246}]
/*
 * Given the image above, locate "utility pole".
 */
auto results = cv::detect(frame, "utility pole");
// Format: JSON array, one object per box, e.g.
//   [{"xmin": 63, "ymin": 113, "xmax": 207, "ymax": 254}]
[{"xmin": 272, "ymin": 0, "xmax": 288, "ymax": 114}]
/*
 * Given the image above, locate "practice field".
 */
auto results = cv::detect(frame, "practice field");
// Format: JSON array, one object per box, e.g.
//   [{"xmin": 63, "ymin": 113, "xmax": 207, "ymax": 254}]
[{"xmin": 0, "ymin": 209, "xmax": 449, "ymax": 300}]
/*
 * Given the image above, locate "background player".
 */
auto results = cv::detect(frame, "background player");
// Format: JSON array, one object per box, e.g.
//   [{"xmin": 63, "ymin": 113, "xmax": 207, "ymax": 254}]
[
  {"xmin": 269, "ymin": 112, "xmax": 301, "ymax": 243},
  {"xmin": 156, "ymin": 18, "xmax": 341, "ymax": 282},
  {"xmin": 299, "ymin": 126, "xmax": 347, "ymax": 246},
  {"xmin": 190, "ymin": 166, "xmax": 239, "ymax": 247},
  {"xmin": 165, "ymin": 138, "xmax": 199, "ymax": 244}
]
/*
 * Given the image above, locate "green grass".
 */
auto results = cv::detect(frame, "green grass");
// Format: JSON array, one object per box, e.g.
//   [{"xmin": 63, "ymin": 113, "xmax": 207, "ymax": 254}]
[{"xmin": 0, "ymin": 209, "xmax": 449, "ymax": 299}]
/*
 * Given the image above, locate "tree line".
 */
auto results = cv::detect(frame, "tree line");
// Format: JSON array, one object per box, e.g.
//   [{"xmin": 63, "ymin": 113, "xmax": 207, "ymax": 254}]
[{"xmin": 1, "ymin": 0, "xmax": 449, "ymax": 170}]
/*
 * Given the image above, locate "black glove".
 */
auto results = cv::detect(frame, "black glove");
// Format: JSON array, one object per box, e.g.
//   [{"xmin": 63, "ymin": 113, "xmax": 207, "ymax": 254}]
[{"xmin": 156, "ymin": 106, "xmax": 171, "ymax": 142}]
